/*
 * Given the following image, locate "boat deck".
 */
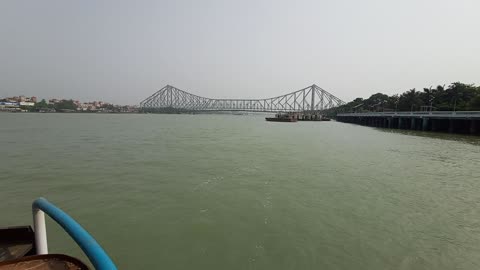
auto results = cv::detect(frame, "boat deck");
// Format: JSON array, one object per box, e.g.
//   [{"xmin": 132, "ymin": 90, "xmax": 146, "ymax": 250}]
[
  {"xmin": 0, "ymin": 226, "xmax": 89, "ymax": 269},
  {"xmin": 0, "ymin": 226, "xmax": 35, "ymax": 262}
]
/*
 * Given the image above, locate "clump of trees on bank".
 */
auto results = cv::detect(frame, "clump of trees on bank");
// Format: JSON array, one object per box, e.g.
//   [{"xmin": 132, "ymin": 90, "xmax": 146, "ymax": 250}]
[
  {"xmin": 24, "ymin": 99, "xmax": 77, "ymax": 112},
  {"xmin": 334, "ymin": 82, "xmax": 480, "ymax": 114}
]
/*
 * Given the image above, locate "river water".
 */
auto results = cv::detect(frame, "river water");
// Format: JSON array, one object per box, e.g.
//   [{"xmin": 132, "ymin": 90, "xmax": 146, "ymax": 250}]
[{"xmin": 1, "ymin": 113, "xmax": 480, "ymax": 269}]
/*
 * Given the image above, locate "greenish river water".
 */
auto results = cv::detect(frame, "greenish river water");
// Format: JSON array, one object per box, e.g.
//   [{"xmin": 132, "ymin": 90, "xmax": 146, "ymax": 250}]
[{"xmin": 1, "ymin": 113, "xmax": 480, "ymax": 270}]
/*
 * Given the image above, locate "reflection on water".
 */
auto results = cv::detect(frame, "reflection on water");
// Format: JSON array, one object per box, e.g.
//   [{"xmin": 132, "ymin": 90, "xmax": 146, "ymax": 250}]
[{"xmin": 375, "ymin": 126, "xmax": 480, "ymax": 146}]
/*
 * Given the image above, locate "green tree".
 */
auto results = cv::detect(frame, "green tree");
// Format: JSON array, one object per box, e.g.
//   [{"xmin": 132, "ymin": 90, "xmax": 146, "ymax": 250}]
[
  {"xmin": 385, "ymin": 94, "xmax": 399, "ymax": 111},
  {"xmin": 468, "ymin": 96, "xmax": 480, "ymax": 110},
  {"xmin": 54, "ymin": 100, "xmax": 77, "ymax": 111},
  {"xmin": 444, "ymin": 82, "xmax": 477, "ymax": 111},
  {"xmin": 398, "ymin": 88, "xmax": 422, "ymax": 111},
  {"xmin": 468, "ymin": 87, "xmax": 480, "ymax": 110},
  {"xmin": 36, "ymin": 99, "xmax": 48, "ymax": 108},
  {"xmin": 364, "ymin": 93, "xmax": 389, "ymax": 111}
]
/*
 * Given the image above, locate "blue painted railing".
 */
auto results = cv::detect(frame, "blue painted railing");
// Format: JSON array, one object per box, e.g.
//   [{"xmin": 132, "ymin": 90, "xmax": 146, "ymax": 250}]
[{"xmin": 32, "ymin": 198, "xmax": 117, "ymax": 270}]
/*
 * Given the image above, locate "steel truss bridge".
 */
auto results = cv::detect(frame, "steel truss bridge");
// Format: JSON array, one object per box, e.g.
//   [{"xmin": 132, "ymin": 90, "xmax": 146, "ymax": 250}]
[{"xmin": 139, "ymin": 84, "xmax": 345, "ymax": 113}]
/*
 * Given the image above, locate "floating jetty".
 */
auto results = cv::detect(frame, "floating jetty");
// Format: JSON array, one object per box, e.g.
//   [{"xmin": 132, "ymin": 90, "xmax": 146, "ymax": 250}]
[
  {"xmin": 266, "ymin": 113, "xmax": 297, "ymax": 122},
  {"xmin": 297, "ymin": 113, "xmax": 331, "ymax": 121},
  {"xmin": 266, "ymin": 112, "xmax": 331, "ymax": 122}
]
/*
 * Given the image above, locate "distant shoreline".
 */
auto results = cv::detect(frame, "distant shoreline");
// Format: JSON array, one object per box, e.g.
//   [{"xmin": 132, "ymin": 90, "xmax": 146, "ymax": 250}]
[{"xmin": 0, "ymin": 111, "xmax": 139, "ymax": 114}]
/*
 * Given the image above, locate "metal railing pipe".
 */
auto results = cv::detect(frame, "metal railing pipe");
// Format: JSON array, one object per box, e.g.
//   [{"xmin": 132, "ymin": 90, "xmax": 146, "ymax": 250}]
[
  {"xmin": 33, "ymin": 207, "xmax": 48, "ymax": 254},
  {"xmin": 32, "ymin": 197, "xmax": 117, "ymax": 270}
]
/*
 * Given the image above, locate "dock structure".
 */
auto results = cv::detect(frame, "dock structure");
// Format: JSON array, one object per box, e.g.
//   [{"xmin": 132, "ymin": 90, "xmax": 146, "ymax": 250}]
[{"xmin": 336, "ymin": 111, "xmax": 480, "ymax": 135}]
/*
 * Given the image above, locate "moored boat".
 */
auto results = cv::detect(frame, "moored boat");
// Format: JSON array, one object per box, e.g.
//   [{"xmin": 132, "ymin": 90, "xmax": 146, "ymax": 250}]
[{"xmin": 265, "ymin": 113, "xmax": 298, "ymax": 122}]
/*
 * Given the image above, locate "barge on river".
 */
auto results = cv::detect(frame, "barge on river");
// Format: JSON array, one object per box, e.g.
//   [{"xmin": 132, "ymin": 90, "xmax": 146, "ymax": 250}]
[
  {"xmin": 266, "ymin": 112, "xmax": 331, "ymax": 122},
  {"xmin": 265, "ymin": 113, "xmax": 298, "ymax": 122}
]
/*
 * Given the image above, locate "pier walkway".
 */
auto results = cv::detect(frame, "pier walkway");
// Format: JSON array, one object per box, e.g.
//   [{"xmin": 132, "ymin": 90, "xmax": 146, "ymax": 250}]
[{"xmin": 337, "ymin": 111, "xmax": 480, "ymax": 135}]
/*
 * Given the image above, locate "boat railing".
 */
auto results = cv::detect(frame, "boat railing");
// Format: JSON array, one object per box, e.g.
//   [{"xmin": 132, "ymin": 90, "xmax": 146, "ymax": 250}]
[{"xmin": 32, "ymin": 197, "xmax": 117, "ymax": 270}]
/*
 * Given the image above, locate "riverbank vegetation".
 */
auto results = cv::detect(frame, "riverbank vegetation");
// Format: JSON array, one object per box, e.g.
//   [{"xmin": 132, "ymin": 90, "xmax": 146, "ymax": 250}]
[
  {"xmin": 336, "ymin": 82, "xmax": 480, "ymax": 113},
  {"xmin": 20, "ymin": 99, "xmax": 77, "ymax": 112}
]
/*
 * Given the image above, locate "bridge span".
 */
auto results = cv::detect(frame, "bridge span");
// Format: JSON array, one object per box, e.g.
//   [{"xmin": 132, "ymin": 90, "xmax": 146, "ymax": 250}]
[{"xmin": 140, "ymin": 84, "xmax": 345, "ymax": 113}]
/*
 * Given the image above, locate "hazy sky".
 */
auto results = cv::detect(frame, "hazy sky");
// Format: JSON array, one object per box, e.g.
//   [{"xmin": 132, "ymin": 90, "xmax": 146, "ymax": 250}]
[{"xmin": 1, "ymin": 0, "xmax": 479, "ymax": 104}]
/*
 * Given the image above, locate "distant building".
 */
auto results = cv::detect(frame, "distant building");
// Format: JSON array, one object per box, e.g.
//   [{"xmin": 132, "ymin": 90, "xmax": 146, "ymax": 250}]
[
  {"xmin": 0, "ymin": 101, "xmax": 19, "ymax": 107},
  {"xmin": 0, "ymin": 95, "xmax": 137, "ymax": 113},
  {"xmin": 19, "ymin": 101, "xmax": 35, "ymax": 106},
  {"xmin": 3, "ymin": 96, "xmax": 38, "ymax": 103},
  {"xmin": 0, "ymin": 101, "xmax": 20, "ymax": 111}
]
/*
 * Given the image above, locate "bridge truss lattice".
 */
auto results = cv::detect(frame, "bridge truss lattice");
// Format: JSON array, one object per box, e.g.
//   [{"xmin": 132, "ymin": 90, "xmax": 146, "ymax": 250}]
[{"xmin": 140, "ymin": 84, "xmax": 345, "ymax": 113}]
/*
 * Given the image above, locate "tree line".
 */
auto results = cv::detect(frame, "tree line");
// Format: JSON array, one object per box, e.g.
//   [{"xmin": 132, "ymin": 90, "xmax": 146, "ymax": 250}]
[
  {"xmin": 27, "ymin": 99, "xmax": 77, "ymax": 111},
  {"xmin": 335, "ymin": 82, "xmax": 480, "ymax": 114}
]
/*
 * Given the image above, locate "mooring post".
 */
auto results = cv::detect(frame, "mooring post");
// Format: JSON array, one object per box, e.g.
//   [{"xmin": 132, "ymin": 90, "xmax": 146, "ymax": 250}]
[
  {"xmin": 449, "ymin": 119, "xmax": 454, "ymax": 133},
  {"xmin": 470, "ymin": 120, "xmax": 478, "ymax": 134},
  {"xmin": 431, "ymin": 119, "xmax": 437, "ymax": 131},
  {"xmin": 422, "ymin": 118, "xmax": 428, "ymax": 131}
]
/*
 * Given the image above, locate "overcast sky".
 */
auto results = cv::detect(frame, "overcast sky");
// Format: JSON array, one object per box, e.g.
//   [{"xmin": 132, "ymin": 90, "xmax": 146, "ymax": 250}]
[{"xmin": 1, "ymin": 0, "xmax": 478, "ymax": 104}]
